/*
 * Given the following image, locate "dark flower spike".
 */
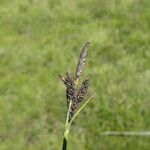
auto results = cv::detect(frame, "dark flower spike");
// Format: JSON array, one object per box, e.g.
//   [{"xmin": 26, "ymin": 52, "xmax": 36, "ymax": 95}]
[
  {"xmin": 77, "ymin": 76, "xmax": 90, "ymax": 103},
  {"xmin": 69, "ymin": 77, "xmax": 90, "ymax": 121},
  {"xmin": 59, "ymin": 73, "xmax": 77, "ymax": 105},
  {"xmin": 65, "ymin": 73, "xmax": 76, "ymax": 105},
  {"xmin": 59, "ymin": 43, "xmax": 91, "ymax": 121},
  {"xmin": 75, "ymin": 42, "xmax": 90, "ymax": 81},
  {"xmin": 60, "ymin": 43, "xmax": 93, "ymax": 150}
]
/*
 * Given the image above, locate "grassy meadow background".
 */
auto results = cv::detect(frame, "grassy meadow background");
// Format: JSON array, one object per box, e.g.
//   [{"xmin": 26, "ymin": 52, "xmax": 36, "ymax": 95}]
[{"xmin": 0, "ymin": 0, "xmax": 150, "ymax": 149}]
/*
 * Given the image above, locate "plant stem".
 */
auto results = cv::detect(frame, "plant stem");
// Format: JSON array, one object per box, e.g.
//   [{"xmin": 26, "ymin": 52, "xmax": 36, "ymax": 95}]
[
  {"xmin": 61, "ymin": 95, "xmax": 94, "ymax": 150},
  {"xmin": 62, "ymin": 101, "xmax": 72, "ymax": 150},
  {"xmin": 65, "ymin": 101, "xmax": 72, "ymax": 130},
  {"xmin": 62, "ymin": 137, "xmax": 67, "ymax": 150}
]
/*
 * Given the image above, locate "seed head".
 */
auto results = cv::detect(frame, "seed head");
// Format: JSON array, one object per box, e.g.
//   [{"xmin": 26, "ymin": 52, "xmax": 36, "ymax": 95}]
[
  {"xmin": 68, "ymin": 77, "xmax": 90, "ymax": 121},
  {"xmin": 77, "ymin": 77, "xmax": 90, "ymax": 103},
  {"xmin": 58, "ymin": 73, "xmax": 77, "ymax": 105},
  {"xmin": 75, "ymin": 42, "xmax": 90, "ymax": 80},
  {"xmin": 59, "ymin": 42, "xmax": 91, "ymax": 122}
]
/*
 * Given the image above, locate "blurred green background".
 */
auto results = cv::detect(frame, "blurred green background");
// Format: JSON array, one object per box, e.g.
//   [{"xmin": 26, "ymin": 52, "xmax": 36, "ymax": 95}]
[{"xmin": 0, "ymin": 0, "xmax": 150, "ymax": 149}]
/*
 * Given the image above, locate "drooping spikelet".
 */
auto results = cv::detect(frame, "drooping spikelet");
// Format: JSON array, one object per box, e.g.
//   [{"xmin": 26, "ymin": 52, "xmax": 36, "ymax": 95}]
[
  {"xmin": 69, "ymin": 77, "xmax": 90, "ymax": 121},
  {"xmin": 58, "ymin": 73, "xmax": 76, "ymax": 105},
  {"xmin": 69, "ymin": 99, "xmax": 78, "ymax": 121},
  {"xmin": 77, "ymin": 77, "xmax": 90, "ymax": 103},
  {"xmin": 75, "ymin": 42, "xmax": 90, "ymax": 80}
]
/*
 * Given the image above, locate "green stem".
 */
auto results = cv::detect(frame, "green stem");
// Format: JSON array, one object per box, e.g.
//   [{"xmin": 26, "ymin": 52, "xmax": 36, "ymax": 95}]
[
  {"xmin": 62, "ymin": 137, "xmax": 67, "ymax": 150},
  {"xmin": 65, "ymin": 101, "xmax": 72, "ymax": 130},
  {"xmin": 62, "ymin": 94, "xmax": 94, "ymax": 150},
  {"xmin": 62, "ymin": 101, "xmax": 72, "ymax": 150}
]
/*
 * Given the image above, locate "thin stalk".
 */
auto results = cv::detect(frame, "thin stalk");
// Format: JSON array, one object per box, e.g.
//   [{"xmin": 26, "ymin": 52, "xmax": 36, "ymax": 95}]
[
  {"xmin": 62, "ymin": 137, "xmax": 67, "ymax": 150},
  {"xmin": 65, "ymin": 101, "xmax": 72, "ymax": 130},
  {"xmin": 62, "ymin": 101, "xmax": 72, "ymax": 150},
  {"xmin": 62, "ymin": 95, "xmax": 94, "ymax": 150}
]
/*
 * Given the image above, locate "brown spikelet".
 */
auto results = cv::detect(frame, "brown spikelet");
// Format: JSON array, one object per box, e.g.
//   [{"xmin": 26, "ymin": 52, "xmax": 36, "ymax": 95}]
[
  {"xmin": 65, "ymin": 73, "xmax": 76, "ymax": 105},
  {"xmin": 58, "ymin": 73, "xmax": 77, "ymax": 105},
  {"xmin": 69, "ymin": 100, "xmax": 78, "ymax": 121},
  {"xmin": 77, "ymin": 77, "xmax": 90, "ymax": 103},
  {"xmin": 69, "ymin": 77, "xmax": 90, "ymax": 121},
  {"xmin": 76, "ymin": 42, "xmax": 90, "ymax": 80}
]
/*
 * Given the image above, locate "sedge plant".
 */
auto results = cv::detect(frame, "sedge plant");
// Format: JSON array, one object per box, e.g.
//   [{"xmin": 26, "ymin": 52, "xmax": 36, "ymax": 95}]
[{"xmin": 59, "ymin": 42, "xmax": 94, "ymax": 150}]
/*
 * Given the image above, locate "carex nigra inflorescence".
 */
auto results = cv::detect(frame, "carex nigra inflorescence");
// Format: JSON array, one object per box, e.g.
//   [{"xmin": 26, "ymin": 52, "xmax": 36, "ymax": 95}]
[{"xmin": 59, "ymin": 42, "xmax": 90, "ymax": 122}]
